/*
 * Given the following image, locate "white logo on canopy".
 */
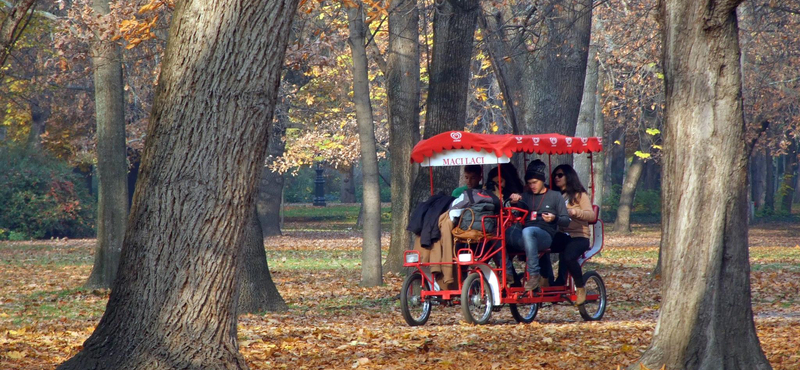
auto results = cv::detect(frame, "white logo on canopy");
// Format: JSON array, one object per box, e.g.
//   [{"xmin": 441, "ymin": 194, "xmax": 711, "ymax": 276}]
[
  {"xmin": 533, "ymin": 137, "xmax": 540, "ymax": 145},
  {"xmin": 581, "ymin": 138, "xmax": 589, "ymax": 146},
  {"xmin": 450, "ymin": 132, "xmax": 462, "ymax": 142},
  {"xmin": 423, "ymin": 149, "xmax": 510, "ymax": 167},
  {"xmin": 549, "ymin": 137, "xmax": 558, "ymax": 146},
  {"xmin": 565, "ymin": 137, "xmax": 573, "ymax": 146},
  {"xmin": 515, "ymin": 136, "xmax": 523, "ymax": 144}
]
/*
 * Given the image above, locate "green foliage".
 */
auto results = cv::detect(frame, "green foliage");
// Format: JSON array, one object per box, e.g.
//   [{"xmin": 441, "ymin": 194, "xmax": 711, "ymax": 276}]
[
  {"xmin": 602, "ymin": 184, "xmax": 661, "ymax": 224},
  {"xmin": 0, "ymin": 146, "xmax": 96, "ymax": 239},
  {"xmin": 283, "ymin": 161, "xmax": 391, "ymax": 203}
]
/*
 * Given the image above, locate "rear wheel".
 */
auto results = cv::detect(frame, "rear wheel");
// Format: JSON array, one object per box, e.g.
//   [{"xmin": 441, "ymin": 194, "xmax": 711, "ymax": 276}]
[
  {"xmin": 461, "ymin": 273, "xmax": 493, "ymax": 325},
  {"xmin": 578, "ymin": 271, "xmax": 607, "ymax": 321},
  {"xmin": 400, "ymin": 272, "xmax": 432, "ymax": 326},
  {"xmin": 510, "ymin": 302, "xmax": 539, "ymax": 324}
]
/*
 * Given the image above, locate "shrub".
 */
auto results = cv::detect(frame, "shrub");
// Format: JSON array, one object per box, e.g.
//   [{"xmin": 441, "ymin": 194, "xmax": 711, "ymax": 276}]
[{"xmin": 0, "ymin": 146, "xmax": 95, "ymax": 239}]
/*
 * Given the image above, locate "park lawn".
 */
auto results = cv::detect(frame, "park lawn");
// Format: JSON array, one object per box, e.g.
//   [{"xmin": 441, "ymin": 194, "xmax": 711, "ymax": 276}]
[{"xmin": 0, "ymin": 221, "xmax": 799, "ymax": 369}]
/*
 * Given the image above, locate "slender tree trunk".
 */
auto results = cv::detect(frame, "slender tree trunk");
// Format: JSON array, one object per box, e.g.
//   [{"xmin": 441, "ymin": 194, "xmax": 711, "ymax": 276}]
[
  {"xmin": 604, "ymin": 126, "xmax": 625, "ymax": 196},
  {"xmin": 27, "ymin": 96, "xmax": 49, "ymax": 150},
  {"xmin": 0, "ymin": 0, "xmax": 37, "ymax": 70},
  {"xmin": 780, "ymin": 137, "xmax": 797, "ymax": 213},
  {"xmin": 632, "ymin": 0, "xmax": 771, "ymax": 368},
  {"xmin": 750, "ymin": 150, "xmax": 766, "ymax": 210},
  {"xmin": 592, "ymin": 69, "xmax": 605, "ymax": 211},
  {"xmin": 237, "ymin": 208, "xmax": 287, "ymax": 314},
  {"xmin": 339, "ymin": 166, "xmax": 357, "ymax": 203},
  {"xmin": 614, "ymin": 156, "xmax": 643, "ymax": 233},
  {"xmin": 57, "ymin": 1, "xmax": 299, "ymax": 368},
  {"xmin": 85, "ymin": 0, "xmax": 127, "ymax": 289},
  {"xmin": 575, "ymin": 26, "xmax": 599, "ymax": 190},
  {"xmin": 347, "ymin": 2, "xmax": 382, "ymax": 287},
  {"xmin": 385, "ymin": 0, "xmax": 420, "ymax": 274},
  {"xmin": 257, "ymin": 107, "xmax": 287, "ymax": 237},
  {"xmin": 409, "ymin": 0, "xmax": 479, "ymax": 209},
  {"xmin": 765, "ymin": 148, "xmax": 775, "ymax": 212}
]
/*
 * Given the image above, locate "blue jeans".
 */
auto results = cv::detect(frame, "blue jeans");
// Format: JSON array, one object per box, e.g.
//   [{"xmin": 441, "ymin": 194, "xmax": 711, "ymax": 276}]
[{"xmin": 521, "ymin": 226, "xmax": 552, "ymax": 276}]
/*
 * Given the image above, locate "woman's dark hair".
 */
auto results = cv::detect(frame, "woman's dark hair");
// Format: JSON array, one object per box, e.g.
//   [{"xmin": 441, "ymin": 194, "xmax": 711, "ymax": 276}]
[
  {"xmin": 552, "ymin": 164, "xmax": 587, "ymax": 205},
  {"xmin": 486, "ymin": 163, "xmax": 524, "ymax": 199}
]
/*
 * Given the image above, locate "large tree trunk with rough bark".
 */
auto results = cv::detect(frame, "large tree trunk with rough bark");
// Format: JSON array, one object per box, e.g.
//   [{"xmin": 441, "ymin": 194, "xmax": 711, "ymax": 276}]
[
  {"xmin": 632, "ymin": 0, "xmax": 771, "ymax": 368},
  {"xmin": 384, "ymin": 0, "xmax": 420, "ymax": 274},
  {"xmin": 84, "ymin": 0, "xmax": 127, "ymax": 289},
  {"xmin": 237, "ymin": 208, "xmax": 287, "ymax": 314},
  {"xmin": 257, "ymin": 107, "xmax": 287, "ymax": 237},
  {"xmin": 480, "ymin": 0, "xmax": 591, "ymax": 137},
  {"xmin": 614, "ymin": 156, "xmax": 643, "ymax": 233},
  {"xmin": 347, "ymin": 3, "xmax": 382, "ymax": 287},
  {"xmin": 57, "ymin": 1, "xmax": 298, "ymax": 369},
  {"xmin": 409, "ymin": 0, "xmax": 479, "ymax": 210},
  {"xmin": 0, "ymin": 0, "xmax": 37, "ymax": 69}
]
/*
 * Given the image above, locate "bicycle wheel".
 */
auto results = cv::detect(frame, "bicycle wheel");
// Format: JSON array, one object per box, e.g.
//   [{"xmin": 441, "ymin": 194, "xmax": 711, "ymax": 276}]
[
  {"xmin": 510, "ymin": 302, "xmax": 539, "ymax": 324},
  {"xmin": 578, "ymin": 271, "xmax": 607, "ymax": 321},
  {"xmin": 461, "ymin": 273, "xmax": 493, "ymax": 325},
  {"xmin": 400, "ymin": 272, "xmax": 432, "ymax": 326}
]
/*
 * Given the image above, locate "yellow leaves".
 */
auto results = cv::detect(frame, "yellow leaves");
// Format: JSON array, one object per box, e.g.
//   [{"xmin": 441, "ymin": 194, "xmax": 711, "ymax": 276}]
[
  {"xmin": 645, "ymin": 128, "xmax": 661, "ymax": 136},
  {"xmin": 4, "ymin": 351, "xmax": 26, "ymax": 360}
]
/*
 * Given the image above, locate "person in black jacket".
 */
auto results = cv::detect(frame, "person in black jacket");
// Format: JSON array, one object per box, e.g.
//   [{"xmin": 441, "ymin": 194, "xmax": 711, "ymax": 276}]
[{"xmin": 508, "ymin": 160, "xmax": 570, "ymax": 292}]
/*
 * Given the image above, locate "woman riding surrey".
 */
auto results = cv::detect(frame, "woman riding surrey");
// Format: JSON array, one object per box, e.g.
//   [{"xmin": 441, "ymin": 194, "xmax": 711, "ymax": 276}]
[{"xmin": 549, "ymin": 164, "xmax": 596, "ymax": 305}]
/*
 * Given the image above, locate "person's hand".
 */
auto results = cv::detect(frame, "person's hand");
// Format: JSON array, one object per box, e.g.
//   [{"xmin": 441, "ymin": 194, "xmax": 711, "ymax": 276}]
[
  {"xmin": 542, "ymin": 212, "xmax": 555, "ymax": 222},
  {"xmin": 509, "ymin": 193, "xmax": 522, "ymax": 203},
  {"xmin": 568, "ymin": 208, "xmax": 578, "ymax": 217}
]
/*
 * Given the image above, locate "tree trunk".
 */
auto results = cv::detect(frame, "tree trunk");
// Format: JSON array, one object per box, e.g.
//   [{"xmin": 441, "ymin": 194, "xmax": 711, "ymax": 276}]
[
  {"xmin": 750, "ymin": 150, "xmax": 766, "ymax": 210},
  {"xmin": 237, "ymin": 208, "xmax": 287, "ymax": 314},
  {"xmin": 347, "ymin": 3, "xmax": 382, "ymax": 287},
  {"xmin": 480, "ymin": 0, "xmax": 592, "ymax": 136},
  {"xmin": 409, "ymin": 0, "xmax": 479, "ymax": 209},
  {"xmin": 614, "ymin": 156, "xmax": 643, "ymax": 233},
  {"xmin": 27, "ymin": 96, "xmax": 49, "ymax": 151},
  {"xmin": 592, "ymin": 69, "xmax": 605, "ymax": 211},
  {"xmin": 574, "ymin": 29, "xmax": 599, "ymax": 190},
  {"xmin": 384, "ymin": 0, "xmax": 420, "ymax": 274},
  {"xmin": 764, "ymin": 148, "xmax": 775, "ymax": 212},
  {"xmin": 0, "ymin": 0, "xmax": 37, "ymax": 69},
  {"xmin": 257, "ymin": 108, "xmax": 287, "ymax": 237},
  {"xmin": 780, "ymin": 137, "xmax": 797, "ymax": 213},
  {"xmin": 604, "ymin": 126, "xmax": 625, "ymax": 196},
  {"xmin": 339, "ymin": 166, "xmax": 356, "ymax": 203},
  {"xmin": 632, "ymin": 0, "xmax": 771, "ymax": 368},
  {"xmin": 84, "ymin": 0, "xmax": 128, "ymax": 290},
  {"xmin": 57, "ymin": 1, "xmax": 298, "ymax": 369},
  {"xmin": 641, "ymin": 159, "xmax": 661, "ymax": 191}
]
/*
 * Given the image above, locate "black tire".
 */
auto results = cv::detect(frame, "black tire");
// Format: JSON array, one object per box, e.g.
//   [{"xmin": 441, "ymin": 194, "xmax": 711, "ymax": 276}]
[
  {"xmin": 400, "ymin": 272, "xmax": 432, "ymax": 326},
  {"xmin": 578, "ymin": 271, "xmax": 607, "ymax": 321},
  {"xmin": 461, "ymin": 273, "xmax": 493, "ymax": 325},
  {"xmin": 510, "ymin": 302, "xmax": 539, "ymax": 324}
]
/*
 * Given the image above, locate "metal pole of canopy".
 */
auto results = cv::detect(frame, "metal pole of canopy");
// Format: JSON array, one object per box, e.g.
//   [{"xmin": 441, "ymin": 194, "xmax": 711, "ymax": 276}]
[
  {"xmin": 589, "ymin": 152, "xmax": 596, "ymax": 204},
  {"xmin": 429, "ymin": 166, "xmax": 434, "ymax": 196}
]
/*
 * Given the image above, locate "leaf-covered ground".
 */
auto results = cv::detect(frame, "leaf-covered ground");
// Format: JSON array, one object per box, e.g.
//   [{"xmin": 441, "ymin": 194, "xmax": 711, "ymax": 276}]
[{"xmin": 1, "ymin": 221, "xmax": 799, "ymax": 369}]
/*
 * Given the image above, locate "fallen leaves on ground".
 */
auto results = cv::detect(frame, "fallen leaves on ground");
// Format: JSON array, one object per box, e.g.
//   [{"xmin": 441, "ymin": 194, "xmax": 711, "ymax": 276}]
[{"xmin": 0, "ymin": 224, "xmax": 799, "ymax": 369}]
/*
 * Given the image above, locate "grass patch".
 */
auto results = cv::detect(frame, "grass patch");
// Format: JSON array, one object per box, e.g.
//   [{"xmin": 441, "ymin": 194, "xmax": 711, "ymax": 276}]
[{"xmin": 283, "ymin": 204, "xmax": 391, "ymax": 222}]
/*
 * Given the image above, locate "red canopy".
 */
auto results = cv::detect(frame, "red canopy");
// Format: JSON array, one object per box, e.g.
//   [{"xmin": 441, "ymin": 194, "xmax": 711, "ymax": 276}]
[{"xmin": 410, "ymin": 131, "xmax": 603, "ymax": 164}]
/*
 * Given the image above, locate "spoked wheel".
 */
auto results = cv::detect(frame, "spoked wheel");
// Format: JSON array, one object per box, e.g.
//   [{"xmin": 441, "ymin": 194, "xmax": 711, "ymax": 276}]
[
  {"xmin": 461, "ymin": 273, "xmax": 493, "ymax": 325},
  {"xmin": 400, "ymin": 272, "xmax": 432, "ymax": 326},
  {"xmin": 510, "ymin": 302, "xmax": 539, "ymax": 324},
  {"xmin": 578, "ymin": 271, "xmax": 607, "ymax": 321}
]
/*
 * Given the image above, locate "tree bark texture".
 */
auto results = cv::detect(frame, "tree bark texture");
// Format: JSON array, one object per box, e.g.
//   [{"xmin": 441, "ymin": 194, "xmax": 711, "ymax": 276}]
[
  {"xmin": 339, "ymin": 166, "xmax": 357, "ymax": 203},
  {"xmin": 257, "ymin": 107, "xmax": 287, "ymax": 237},
  {"xmin": 779, "ymin": 138, "xmax": 797, "ymax": 213},
  {"xmin": 480, "ymin": 0, "xmax": 592, "ymax": 136},
  {"xmin": 57, "ymin": 1, "xmax": 299, "ymax": 369},
  {"xmin": 238, "ymin": 208, "xmax": 287, "ymax": 314},
  {"xmin": 385, "ymin": 0, "xmax": 420, "ymax": 274},
  {"xmin": 633, "ymin": 0, "xmax": 771, "ymax": 368},
  {"xmin": 410, "ymin": 0, "xmax": 479, "ymax": 210},
  {"xmin": 0, "ymin": 0, "xmax": 37, "ymax": 69},
  {"xmin": 26, "ymin": 95, "xmax": 50, "ymax": 151},
  {"xmin": 614, "ymin": 156, "xmax": 643, "ymax": 233},
  {"xmin": 347, "ymin": 3, "xmax": 383, "ymax": 287},
  {"xmin": 84, "ymin": 0, "xmax": 128, "ymax": 290}
]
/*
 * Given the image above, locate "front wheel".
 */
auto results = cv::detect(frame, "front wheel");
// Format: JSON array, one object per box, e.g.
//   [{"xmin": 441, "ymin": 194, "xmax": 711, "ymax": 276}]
[
  {"xmin": 400, "ymin": 272, "xmax": 432, "ymax": 326},
  {"xmin": 510, "ymin": 302, "xmax": 539, "ymax": 324},
  {"xmin": 461, "ymin": 273, "xmax": 493, "ymax": 325},
  {"xmin": 578, "ymin": 271, "xmax": 607, "ymax": 321}
]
